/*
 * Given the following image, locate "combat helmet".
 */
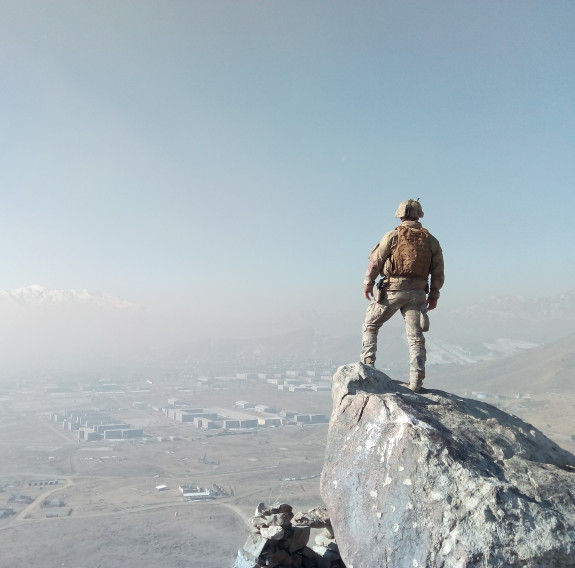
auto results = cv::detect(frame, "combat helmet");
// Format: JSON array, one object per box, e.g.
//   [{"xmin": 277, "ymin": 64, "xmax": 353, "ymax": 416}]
[{"xmin": 395, "ymin": 198, "xmax": 424, "ymax": 218}]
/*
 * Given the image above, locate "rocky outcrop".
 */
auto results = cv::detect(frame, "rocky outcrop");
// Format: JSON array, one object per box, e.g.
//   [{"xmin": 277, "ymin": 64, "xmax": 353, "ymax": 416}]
[
  {"xmin": 233, "ymin": 503, "xmax": 345, "ymax": 568},
  {"xmin": 320, "ymin": 363, "xmax": 575, "ymax": 568}
]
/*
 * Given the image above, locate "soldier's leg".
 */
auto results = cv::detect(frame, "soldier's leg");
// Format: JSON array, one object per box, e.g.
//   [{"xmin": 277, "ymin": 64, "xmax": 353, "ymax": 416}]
[
  {"xmin": 400, "ymin": 291, "xmax": 428, "ymax": 391},
  {"xmin": 361, "ymin": 293, "xmax": 400, "ymax": 364}
]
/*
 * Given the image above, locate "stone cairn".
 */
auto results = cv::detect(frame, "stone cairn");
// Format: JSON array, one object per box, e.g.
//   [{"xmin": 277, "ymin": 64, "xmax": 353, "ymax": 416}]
[{"xmin": 233, "ymin": 503, "xmax": 346, "ymax": 568}]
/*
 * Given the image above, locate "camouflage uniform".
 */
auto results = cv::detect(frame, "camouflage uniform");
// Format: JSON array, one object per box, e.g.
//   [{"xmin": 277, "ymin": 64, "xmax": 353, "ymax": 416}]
[{"xmin": 361, "ymin": 211, "xmax": 444, "ymax": 390}]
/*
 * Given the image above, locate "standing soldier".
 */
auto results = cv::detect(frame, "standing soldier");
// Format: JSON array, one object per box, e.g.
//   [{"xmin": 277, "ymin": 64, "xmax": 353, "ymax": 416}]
[{"xmin": 361, "ymin": 199, "xmax": 444, "ymax": 392}]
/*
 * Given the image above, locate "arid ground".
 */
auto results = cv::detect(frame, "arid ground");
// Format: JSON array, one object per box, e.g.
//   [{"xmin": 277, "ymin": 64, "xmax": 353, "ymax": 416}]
[
  {"xmin": 1, "ymin": 370, "xmax": 573, "ymax": 568},
  {"xmin": 0, "ymin": 381, "xmax": 331, "ymax": 568}
]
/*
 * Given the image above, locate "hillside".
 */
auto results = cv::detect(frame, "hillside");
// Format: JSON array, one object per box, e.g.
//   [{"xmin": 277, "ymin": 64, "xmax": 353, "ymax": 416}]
[{"xmin": 430, "ymin": 333, "xmax": 575, "ymax": 396}]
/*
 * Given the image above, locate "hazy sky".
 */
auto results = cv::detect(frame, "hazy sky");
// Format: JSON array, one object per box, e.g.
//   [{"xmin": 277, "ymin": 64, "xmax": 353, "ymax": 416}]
[{"xmin": 1, "ymin": 1, "xmax": 574, "ymax": 327}]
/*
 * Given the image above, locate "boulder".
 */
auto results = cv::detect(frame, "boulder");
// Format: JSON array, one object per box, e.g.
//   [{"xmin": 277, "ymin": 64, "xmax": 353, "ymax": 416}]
[
  {"xmin": 242, "ymin": 534, "xmax": 268, "ymax": 560},
  {"xmin": 249, "ymin": 503, "xmax": 294, "ymax": 531},
  {"xmin": 321, "ymin": 363, "xmax": 575, "ymax": 568},
  {"xmin": 288, "ymin": 526, "xmax": 311, "ymax": 552},
  {"xmin": 261, "ymin": 526, "xmax": 285, "ymax": 540},
  {"xmin": 249, "ymin": 515, "xmax": 268, "ymax": 530},
  {"xmin": 293, "ymin": 507, "xmax": 332, "ymax": 530},
  {"xmin": 265, "ymin": 512, "xmax": 294, "ymax": 527},
  {"xmin": 233, "ymin": 548, "xmax": 259, "ymax": 568}
]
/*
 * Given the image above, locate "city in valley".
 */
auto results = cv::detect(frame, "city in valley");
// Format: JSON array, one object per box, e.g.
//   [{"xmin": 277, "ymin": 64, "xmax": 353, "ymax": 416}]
[
  {"xmin": 0, "ymin": 368, "xmax": 336, "ymax": 568},
  {"xmin": 1, "ymin": 349, "xmax": 574, "ymax": 568},
  {"xmin": 0, "ymin": 290, "xmax": 574, "ymax": 567}
]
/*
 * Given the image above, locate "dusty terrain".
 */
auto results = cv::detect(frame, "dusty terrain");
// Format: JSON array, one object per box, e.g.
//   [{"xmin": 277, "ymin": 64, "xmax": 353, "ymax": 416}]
[
  {"xmin": 0, "ymin": 380, "xmax": 330, "ymax": 568},
  {"xmin": 1, "ymin": 363, "xmax": 573, "ymax": 568}
]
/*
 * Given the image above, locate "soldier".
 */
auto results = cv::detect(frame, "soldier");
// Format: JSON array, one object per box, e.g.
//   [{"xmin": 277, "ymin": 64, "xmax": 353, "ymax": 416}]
[{"xmin": 361, "ymin": 199, "xmax": 444, "ymax": 392}]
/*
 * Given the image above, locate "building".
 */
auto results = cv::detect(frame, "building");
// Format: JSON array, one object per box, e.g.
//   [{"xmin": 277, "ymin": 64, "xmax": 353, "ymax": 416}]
[
  {"xmin": 62, "ymin": 420, "xmax": 79, "ymax": 431},
  {"xmin": 279, "ymin": 410, "xmax": 298, "ymax": 419},
  {"xmin": 104, "ymin": 430, "xmax": 123, "ymax": 440},
  {"xmin": 174, "ymin": 409, "xmax": 215, "ymax": 423},
  {"xmin": 179, "ymin": 485, "xmax": 214, "ymax": 500},
  {"xmin": 255, "ymin": 404, "xmax": 275, "ymax": 413},
  {"xmin": 95, "ymin": 424, "xmax": 130, "ymax": 434},
  {"xmin": 43, "ymin": 499, "xmax": 65, "ymax": 508},
  {"xmin": 258, "ymin": 417, "xmax": 283, "ymax": 427},
  {"xmin": 236, "ymin": 373, "xmax": 256, "ymax": 380},
  {"xmin": 78, "ymin": 428, "xmax": 102, "ymax": 441},
  {"xmin": 309, "ymin": 414, "xmax": 329, "ymax": 424},
  {"xmin": 122, "ymin": 429, "xmax": 143, "ymax": 439},
  {"xmin": 195, "ymin": 418, "xmax": 218, "ymax": 430},
  {"xmin": 28, "ymin": 480, "xmax": 59, "ymax": 487}
]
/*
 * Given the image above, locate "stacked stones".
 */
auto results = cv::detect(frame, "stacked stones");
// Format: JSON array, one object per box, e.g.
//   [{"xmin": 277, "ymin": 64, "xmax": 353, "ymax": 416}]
[
  {"xmin": 233, "ymin": 503, "xmax": 345, "ymax": 568},
  {"xmin": 293, "ymin": 507, "xmax": 343, "ymax": 568}
]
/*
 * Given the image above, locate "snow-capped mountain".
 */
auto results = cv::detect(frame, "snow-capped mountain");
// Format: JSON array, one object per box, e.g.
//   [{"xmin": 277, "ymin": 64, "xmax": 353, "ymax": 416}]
[{"xmin": 0, "ymin": 284, "xmax": 141, "ymax": 311}]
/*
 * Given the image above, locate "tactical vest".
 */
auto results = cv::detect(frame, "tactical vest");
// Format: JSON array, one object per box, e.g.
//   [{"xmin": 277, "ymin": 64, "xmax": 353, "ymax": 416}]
[{"xmin": 389, "ymin": 226, "xmax": 432, "ymax": 279}]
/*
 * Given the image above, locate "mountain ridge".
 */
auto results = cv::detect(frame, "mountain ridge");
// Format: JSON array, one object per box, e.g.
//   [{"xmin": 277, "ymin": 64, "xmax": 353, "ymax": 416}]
[
  {"xmin": 429, "ymin": 332, "xmax": 575, "ymax": 395},
  {"xmin": 0, "ymin": 284, "xmax": 141, "ymax": 311},
  {"xmin": 0, "ymin": 286, "xmax": 572, "ymax": 377}
]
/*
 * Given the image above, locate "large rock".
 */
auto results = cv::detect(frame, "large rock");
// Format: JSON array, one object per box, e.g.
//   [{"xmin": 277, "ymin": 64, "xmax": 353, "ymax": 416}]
[{"xmin": 320, "ymin": 363, "xmax": 575, "ymax": 568}]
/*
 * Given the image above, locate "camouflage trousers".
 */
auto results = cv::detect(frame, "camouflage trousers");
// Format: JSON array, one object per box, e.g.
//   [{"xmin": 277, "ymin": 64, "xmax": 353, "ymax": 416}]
[{"xmin": 361, "ymin": 289, "xmax": 428, "ymax": 385}]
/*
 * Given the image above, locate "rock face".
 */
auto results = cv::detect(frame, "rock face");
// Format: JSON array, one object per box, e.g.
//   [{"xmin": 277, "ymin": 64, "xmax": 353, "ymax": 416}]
[
  {"xmin": 233, "ymin": 503, "xmax": 345, "ymax": 568},
  {"xmin": 320, "ymin": 363, "xmax": 575, "ymax": 568}
]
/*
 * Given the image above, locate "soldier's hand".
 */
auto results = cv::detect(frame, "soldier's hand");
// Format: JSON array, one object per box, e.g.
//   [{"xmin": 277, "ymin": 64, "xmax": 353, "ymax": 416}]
[
  {"xmin": 427, "ymin": 298, "xmax": 438, "ymax": 310},
  {"xmin": 364, "ymin": 285, "xmax": 374, "ymax": 301}
]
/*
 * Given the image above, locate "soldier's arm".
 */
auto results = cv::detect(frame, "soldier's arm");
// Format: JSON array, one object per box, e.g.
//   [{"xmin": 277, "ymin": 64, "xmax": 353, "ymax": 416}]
[
  {"xmin": 363, "ymin": 232, "xmax": 394, "ymax": 300},
  {"xmin": 427, "ymin": 239, "xmax": 444, "ymax": 308}
]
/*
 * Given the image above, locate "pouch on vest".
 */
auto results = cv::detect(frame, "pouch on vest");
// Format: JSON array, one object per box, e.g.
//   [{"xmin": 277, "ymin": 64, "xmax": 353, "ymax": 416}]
[
  {"xmin": 375, "ymin": 277, "xmax": 387, "ymax": 303},
  {"xmin": 420, "ymin": 310, "xmax": 430, "ymax": 332}
]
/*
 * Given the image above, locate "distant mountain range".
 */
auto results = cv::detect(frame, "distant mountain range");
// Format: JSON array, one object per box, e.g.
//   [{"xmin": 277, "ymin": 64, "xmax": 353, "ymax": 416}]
[
  {"xmin": 0, "ymin": 285, "xmax": 572, "ymax": 378},
  {"xmin": 158, "ymin": 289, "xmax": 575, "ymax": 373},
  {"xmin": 0, "ymin": 284, "xmax": 141, "ymax": 311},
  {"xmin": 154, "ymin": 327, "xmax": 558, "ymax": 378}
]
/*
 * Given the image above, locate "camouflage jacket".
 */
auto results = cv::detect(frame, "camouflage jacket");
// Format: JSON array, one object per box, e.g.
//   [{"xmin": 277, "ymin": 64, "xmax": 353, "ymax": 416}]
[{"xmin": 363, "ymin": 220, "xmax": 445, "ymax": 300}]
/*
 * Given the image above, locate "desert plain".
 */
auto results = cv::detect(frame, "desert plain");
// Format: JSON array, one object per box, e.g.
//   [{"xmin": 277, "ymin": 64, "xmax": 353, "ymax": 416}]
[{"xmin": 1, "ymin": 363, "xmax": 573, "ymax": 568}]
